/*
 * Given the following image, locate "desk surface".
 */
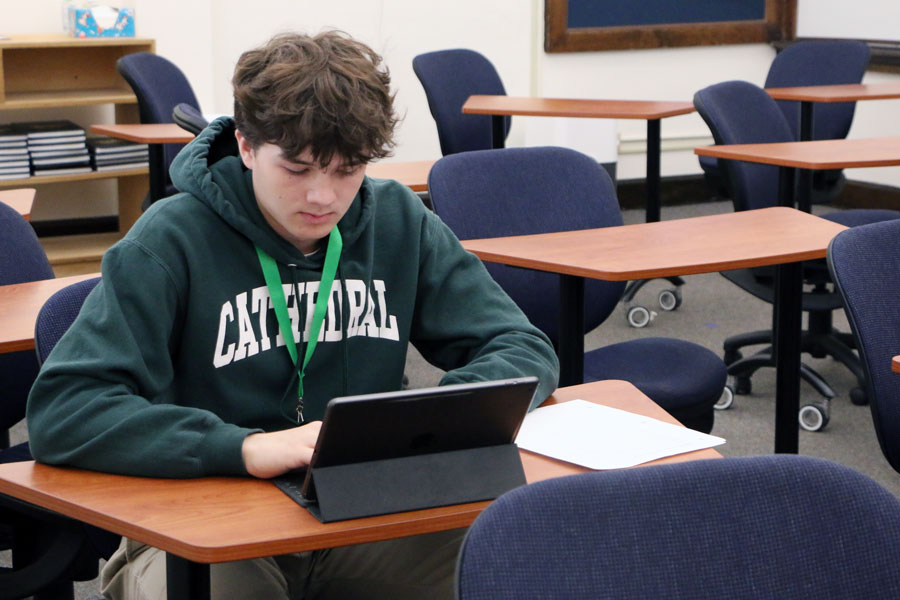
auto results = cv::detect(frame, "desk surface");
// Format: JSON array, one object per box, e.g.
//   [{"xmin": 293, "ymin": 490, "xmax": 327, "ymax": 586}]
[
  {"xmin": 366, "ymin": 159, "xmax": 434, "ymax": 192},
  {"xmin": 694, "ymin": 136, "xmax": 900, "ymax": 170},
  {"xmin": 766, "ymin": 82, "xmax": 900, "ymax": 103},
  {"xmin": 90, "ymin": 123, "xmax": 195, "ymax": 144},
  {"xmin": 0, "ymin": 188, "xmax": 36, "ymax": 221},
  {"xmin": 462, "ymin": 95, "xmax": 695, "ymax": 120},
  {"xmin": 0, "ymin": 380, "xmax": 720, "ymax": 564},
  {"xmin": 0, "ymin": 273, "xmax": 100, "ymax": 353},
  {"xmin": 460, "ymin": 207, "xmax": 846, "ymax": 282},
  {"xmin": 894, "ymin": 355, "xmax": 900, "ymax": 374}
]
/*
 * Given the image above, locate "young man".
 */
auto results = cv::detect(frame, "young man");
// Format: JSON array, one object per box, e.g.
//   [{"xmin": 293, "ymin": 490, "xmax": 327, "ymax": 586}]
[{"xmin": 26, "ymin": 31, "xmax": 558, "ymax": 599}]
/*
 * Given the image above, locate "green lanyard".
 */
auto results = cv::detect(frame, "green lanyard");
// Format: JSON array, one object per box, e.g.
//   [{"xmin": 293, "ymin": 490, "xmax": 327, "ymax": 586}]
[{"xmin": 255, "ymin": 227, "xmax": 343, "ymax": 423}]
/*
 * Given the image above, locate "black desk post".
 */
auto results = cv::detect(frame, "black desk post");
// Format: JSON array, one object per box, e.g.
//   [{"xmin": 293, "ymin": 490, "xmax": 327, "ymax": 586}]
[
  {"xmin": 773, "ymin": 165, "xmax": 802, "ymax": 454},
  {"xmin": 558, "ymin": 274, "xmax": 585, "ymax": 387},
  {"xmin": 148, "ymin": 143, "xmax": 167, "ymax": 205},
  {"xmin": 645, "ymin": 119, "xmax": 661, "ymax": 224},
  {"xmin": 490, "ymin": 115, "xmax": 506, "ymax": 150},
  {"xmin": 166, "ymin": 554, "xmax": 210, "ymax": 600}
]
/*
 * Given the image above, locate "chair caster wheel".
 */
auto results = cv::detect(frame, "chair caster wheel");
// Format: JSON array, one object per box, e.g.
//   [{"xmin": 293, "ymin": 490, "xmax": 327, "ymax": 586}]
[
  {"xmin": 850, "ymin": 387, "xmax": 868, "ymax": 406},
  {"xmin": 657, "ymin": 288, "xmax": 682, "ymax": 311},
  {"xmin": 626, "ymin": 305, "xmax": 655, "ymax": 328},
  {"xmin": 733, "ymin": 376, "xmax": 752, "ymax": 395},
  {"xmin": 799, "ymin": 403, "xmax": 830, "ymax": 432},
  {"xmin": 723, "ymin": 349, "xmax": 742, "ymax": 366},
  {"xmin": 714, "ymin": 385, "xmax": 734, "ymax": 410}
]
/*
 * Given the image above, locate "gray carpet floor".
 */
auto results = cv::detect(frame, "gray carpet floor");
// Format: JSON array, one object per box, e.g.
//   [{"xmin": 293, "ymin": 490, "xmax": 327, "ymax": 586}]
[{"xmin": 6, "ymin": 199, "xmax": 898, "ymax": 599}]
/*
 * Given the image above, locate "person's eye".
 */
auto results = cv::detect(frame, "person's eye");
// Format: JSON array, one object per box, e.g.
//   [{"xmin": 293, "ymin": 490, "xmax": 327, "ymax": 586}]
[
  {"xmin": 284, "ymin": 166, "xmax": 309, "ymax": 176},
  {"xmin": 339, "ymin": 166, "xmax": 362, "ymax": 177}
]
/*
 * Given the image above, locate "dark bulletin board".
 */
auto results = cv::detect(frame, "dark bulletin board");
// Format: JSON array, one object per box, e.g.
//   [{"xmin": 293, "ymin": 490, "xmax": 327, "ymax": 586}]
[{"xmin": 545, "ymin": 0, "xmax": 796, "ymax": 53}]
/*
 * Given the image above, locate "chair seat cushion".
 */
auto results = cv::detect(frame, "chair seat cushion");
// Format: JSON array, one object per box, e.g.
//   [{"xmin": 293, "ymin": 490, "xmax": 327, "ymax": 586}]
[{"xmin": 584, "ymin": 337, "xmax": 726, "ymax": 414}]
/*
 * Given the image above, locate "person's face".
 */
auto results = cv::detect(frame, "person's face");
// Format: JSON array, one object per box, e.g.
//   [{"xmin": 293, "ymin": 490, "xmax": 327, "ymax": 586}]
[{"xmin": 236, "ymin": 131, "xmax": 366, "ymax": 254}]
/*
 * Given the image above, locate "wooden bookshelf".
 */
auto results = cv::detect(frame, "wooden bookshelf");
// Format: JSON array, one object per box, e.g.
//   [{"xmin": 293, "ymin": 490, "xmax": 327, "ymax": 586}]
[{"xmin": 0, "ymin": 34, "xmax": 156, "ymax": 232}]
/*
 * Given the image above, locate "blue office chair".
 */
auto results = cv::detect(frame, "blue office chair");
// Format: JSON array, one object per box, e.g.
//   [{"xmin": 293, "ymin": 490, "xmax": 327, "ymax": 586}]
[
  {"xmin": 0, "ymin": 276, "xmax": 108, "ymax": 599},
  {"xmin": 412, "ymin": 49, "xmax": 510, "ymax": 155},
  {"xmin": 699, "ymin": 40, "xmax": 870, "ymax": 203},
  {"xmin": 116, "ymin": 52, "xmax": 202, "ymax": 209},
  {"xmin": 456, "ymin": 455, "xmax": 900, "ymax": 600},
  {"xmin": 694, "ymin": 80, "xmax": 900, "ymax": 430},
  {"xmin": 828, "ymin": 220, "xmax": 900, "ymax": 474},
  {"xmin": 172, "ymin": 102, "xmax": 208, "ymax": 136},
  {"xmin": 429, "ymin": 147, "xmax": 727, "ymax": 432},
  {"xmin": 0, "ymin": 201, "xmax": 54, "ymax": 450}
]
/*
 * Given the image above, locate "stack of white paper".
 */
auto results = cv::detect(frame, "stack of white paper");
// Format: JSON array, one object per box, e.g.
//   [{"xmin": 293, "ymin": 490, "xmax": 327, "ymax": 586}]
[{"xmin": 515, "ymin": 399, "xmax": 726, "ymax": 470}]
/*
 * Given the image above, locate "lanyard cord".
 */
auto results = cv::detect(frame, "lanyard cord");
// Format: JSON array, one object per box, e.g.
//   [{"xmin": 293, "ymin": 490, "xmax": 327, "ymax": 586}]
[{"xmin": 255, "ymin": 227, "xmax": 343, "ymax": 422}]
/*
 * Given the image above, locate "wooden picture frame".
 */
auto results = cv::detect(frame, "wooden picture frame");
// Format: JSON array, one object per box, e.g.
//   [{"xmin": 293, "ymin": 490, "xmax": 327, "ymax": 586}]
[{"xmin": 545, "ymin": 0, "xmax": 796, "ymax": 53}]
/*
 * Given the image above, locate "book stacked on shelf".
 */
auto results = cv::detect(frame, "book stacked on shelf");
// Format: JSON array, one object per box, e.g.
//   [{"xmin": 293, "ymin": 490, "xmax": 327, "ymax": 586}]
[
  {"xmin": 0, "ymin": 124, "xmax": 30, "ymax": 180},
  {"xmin": 20, "ymin": 120, "xmax": 92, "ymax": 177},
  {"xmin": 87, "ymin": 136, "xmax": 150, "ymax": 172}
]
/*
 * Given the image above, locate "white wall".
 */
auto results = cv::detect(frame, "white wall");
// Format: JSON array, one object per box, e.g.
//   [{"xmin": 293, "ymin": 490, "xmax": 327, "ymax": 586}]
[{"xmin": 3, "ymin": 0, "xmax": 899, "ymax": 221}]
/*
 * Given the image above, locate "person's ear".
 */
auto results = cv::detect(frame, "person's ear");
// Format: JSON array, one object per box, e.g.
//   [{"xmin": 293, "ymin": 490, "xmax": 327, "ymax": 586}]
[{"xmin": 235, "ymin": 130, "xmax": 256, "ymax": 170}]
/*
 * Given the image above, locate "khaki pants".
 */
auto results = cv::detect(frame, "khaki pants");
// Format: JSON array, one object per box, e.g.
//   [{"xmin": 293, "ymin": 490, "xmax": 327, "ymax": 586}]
[{"xmin": 101, "ymin": 528, "xmax": 466, "ymax": 600}]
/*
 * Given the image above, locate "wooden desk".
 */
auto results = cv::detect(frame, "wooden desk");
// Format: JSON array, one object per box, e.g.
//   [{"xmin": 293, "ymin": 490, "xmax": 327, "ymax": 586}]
[
  {"xmin": 0, "ymin": 188, "xmax": 36, "ymax": 221},
  {"xmin": 0, "ymin": 273, "xmax": 100, "ymax": 353},
  {"xmin": 90, "ymin": 123, "xmax": 193, "ymax": 211},
  {"xmin": 695, "ymin": 136, "xmax": 900, "ymax": 213},
  {"xmin": 766, "ymin": 82, "xmax": 900, "ymax": 141},
  {"xmin": 461, "ymin": 207, "xmax": 847, "ymax": 454},
  {"xmin": 462, "ymin": 95, "xmax": 695, "ymax": 223},
  {"xmin": 893, "ymin": 355, "xmax": 900, "ymax": 374},
  {"xmin": 91, "ymin": 124, "xmax": 434, "ymax": 198},
  {"xmin": 366, "ymin": 160, "xmax": 434, "ymax": 192},
  {"xmin": 0, "ymin": 379, "xmax": 720, "ymax": 599}
]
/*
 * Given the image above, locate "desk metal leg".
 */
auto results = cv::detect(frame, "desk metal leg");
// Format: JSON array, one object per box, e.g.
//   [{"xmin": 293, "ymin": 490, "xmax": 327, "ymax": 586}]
[
  {"xmin": 148, "ymin": 143, "xmax": 167, "ymax": 204},
  {"xmin": 558, "ymin": 274, "xmax": 585, "ymax": 387},
  {"xmin": 773, "ymin": 164, "xmax": 801, "ymax": 453},
  {"xmin": 166, "ymin": 553, "xmax": 210, "ymax": 600},
  {"xmin": 645, "ymin": 119, "xmax": 661, "ymax": 224},
  {"xmin": 490, "ymin": 115, "xmax": 505, "ymax": 149},
  {"xmin": 799, "ymin": 101, "xmax": 814, "ymax": 142},
  {"xmin": 773, "ymin": 261, "xmax": 803, "ymax": 454}
]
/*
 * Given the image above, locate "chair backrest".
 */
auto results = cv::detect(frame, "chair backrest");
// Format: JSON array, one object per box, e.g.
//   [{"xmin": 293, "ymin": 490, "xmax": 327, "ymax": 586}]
[
  {"xmin": 428, "ymin": 147, "xmax": 625, "ymax": 344},
  {"xmin": 828, "ymin": 220, "xmax": 900, "ymax": 472},
  {"xmin": 694, "ymin": 80, "xmax": 794, "ymax": 212},
  {"xmin": 116, "ymin": 52, "xmax": 201, "ymax": 173},
  {"xmin": 456, "ymin": 455, "xmax": 900, "ymax": 600},
  {"xmin": 172, "ymin": 102, "xmax": 208, "ymax": 136},
  {"xmin": 0, "ymin": 201, "xmax": 54, "ymax": 434},
  {"xmin": 766, "ymin": 40, "xmax": 870, "ymax": 141},
  {"xmin": 412, "ymin": 49, "xmax": 510, "ymax": 155},
  {"xmin": 34, "ymin": 277, "xmax": 102, "ymax": 365}
]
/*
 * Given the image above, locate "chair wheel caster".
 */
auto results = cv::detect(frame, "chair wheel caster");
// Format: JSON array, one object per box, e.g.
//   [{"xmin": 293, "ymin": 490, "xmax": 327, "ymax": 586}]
[
  {"xmin": 714, "ymin": 385, "xmax": 734, "ymax": 410},
  {"xmin": 850, "ymin": 387, "xmax": 868, "ymax": 406},
  {"xmin": 657, "ymin": 288, "xmax": 682, "ymax": 311},
  {"xmin": 733, "ymin": 376, "xmax": 752, "ymax": 395},
  {"xmin": 625, "ymin": 305, "xmax": 656, "ymax": 328},
  {"xmin": 799, "ymin": 403, "xmax": 830, "ymax": 432}
]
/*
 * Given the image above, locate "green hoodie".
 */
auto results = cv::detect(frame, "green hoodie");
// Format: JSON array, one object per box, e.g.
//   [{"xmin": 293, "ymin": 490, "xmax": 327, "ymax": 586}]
[{"xmin": 26, "ymin": 118, "xmax": 559, "ymax": 478}]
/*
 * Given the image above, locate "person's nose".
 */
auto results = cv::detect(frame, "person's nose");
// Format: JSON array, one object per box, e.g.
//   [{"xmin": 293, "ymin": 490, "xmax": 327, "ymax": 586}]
[{"xmin": 305, "ymin": 173, "xmax": 338, "ymax": 206}]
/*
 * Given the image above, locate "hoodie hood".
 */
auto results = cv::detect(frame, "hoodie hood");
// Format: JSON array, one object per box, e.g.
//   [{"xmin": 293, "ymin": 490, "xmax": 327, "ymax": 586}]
[{"xmin": 169, "ymin": 116, "xmax": 375, "ymax": 266}]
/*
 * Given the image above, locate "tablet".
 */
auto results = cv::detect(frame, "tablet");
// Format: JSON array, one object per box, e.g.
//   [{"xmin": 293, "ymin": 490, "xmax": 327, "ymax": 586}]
[{"xmin": 299, "ymin": 376, "xmax": 539, "ymax": 502}]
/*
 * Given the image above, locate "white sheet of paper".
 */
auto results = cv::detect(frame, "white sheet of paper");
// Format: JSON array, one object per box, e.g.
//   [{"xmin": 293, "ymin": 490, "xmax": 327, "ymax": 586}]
[{"xmin": 515, "ymin": 399, "xmax": 726, "ymax": 470}]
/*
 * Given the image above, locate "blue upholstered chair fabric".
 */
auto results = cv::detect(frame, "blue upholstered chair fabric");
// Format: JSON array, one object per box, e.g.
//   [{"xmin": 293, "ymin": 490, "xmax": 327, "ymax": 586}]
[
  {"xmin": 829, "ymin": 220, "xmax": 900, "ymax": 472},
  {"xmin": 456, "ymin": 455, "xmax": 900, "ymax": 599},
  {"xmin": 116, "ymin": 52, "xmax": 201, "ymax": 200},
  {"xmin": 694, "ymin": 80, "xmax": 900, "ymax": 410},
  {"xmin": 0, "ymin": 276, "xmax": 108, "ymax": 597},
  {"xmin": 0, "ymin": 201, "xmax": 54, "ymax": 447},
  {"xmin": 412, "ymin": 49, "xmax": 510, "ymax": 155},
  {"xmin": 699, "ymin": 40, "xmax": 870, "ymax": 202},
  {"xmin": 429, "ymin": 147, "xmax": 726, "ymax": 432}
]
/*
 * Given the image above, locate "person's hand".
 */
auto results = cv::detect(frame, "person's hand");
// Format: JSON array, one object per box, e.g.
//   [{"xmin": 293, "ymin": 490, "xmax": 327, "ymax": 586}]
[{"xmin": 241, "ymin": 421, "xmax": 322, "ymax": 479}]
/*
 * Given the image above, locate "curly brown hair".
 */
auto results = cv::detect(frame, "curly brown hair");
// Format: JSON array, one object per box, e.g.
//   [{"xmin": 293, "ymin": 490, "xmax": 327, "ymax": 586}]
[{"xmin": 232, "ymin": 31, "xmax": 398, "ymax": 166}]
